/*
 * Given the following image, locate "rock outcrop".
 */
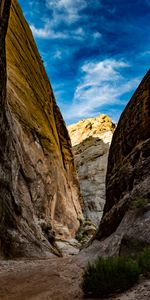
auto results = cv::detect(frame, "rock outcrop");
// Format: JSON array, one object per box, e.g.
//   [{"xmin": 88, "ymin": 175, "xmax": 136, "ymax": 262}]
[
  {"xmin": 68, "ymin": 115, "xmax": 115, "ymax": 226},
  {"xmin": 97, "ymin": 70, "xmax": 150, "ymax": 253},
  {"xmin": 0, "ymin": 0, "xmax": 83, "ymax": 258}
]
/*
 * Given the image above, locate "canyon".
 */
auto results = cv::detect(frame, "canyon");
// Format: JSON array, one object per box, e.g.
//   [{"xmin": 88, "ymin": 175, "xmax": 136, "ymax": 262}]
[{"xmin": 0, "ymin": 0, "xmax": 150, "ymax": 299}]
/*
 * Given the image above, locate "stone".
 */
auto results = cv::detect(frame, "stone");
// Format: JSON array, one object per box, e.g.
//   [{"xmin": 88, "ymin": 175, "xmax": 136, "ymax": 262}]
[
  {"xmin": 0, "ymin": 0, "xmax": 83, "ymax": 258},
  {"xmin": 68, "ymin": 115, "xmax": 115, "ymax": 226},
  {"xmin": 97, "ymin": 69, "xmax": 150, "ymax": 253},
  {"xmin": 55, "ymin": 239, "xmax": 81, "ymax": 256}
]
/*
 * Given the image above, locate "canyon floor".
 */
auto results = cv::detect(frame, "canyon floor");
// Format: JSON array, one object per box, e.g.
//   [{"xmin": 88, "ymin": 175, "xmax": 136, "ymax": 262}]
[{"xmin": 0, "ymin": 249, "xmax": 150, "ymax": 300}]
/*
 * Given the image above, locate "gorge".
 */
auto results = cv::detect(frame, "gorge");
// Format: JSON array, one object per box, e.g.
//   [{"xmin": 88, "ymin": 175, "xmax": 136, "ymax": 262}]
[{"xmin": 0, "ymin": 0, "xmax": 150, "ymax": 299}]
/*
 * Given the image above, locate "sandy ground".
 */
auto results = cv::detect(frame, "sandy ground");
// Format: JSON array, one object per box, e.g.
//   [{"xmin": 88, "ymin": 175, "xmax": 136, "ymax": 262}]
[
  {"xmin": 0, "ymin": 253, "xmax": 150, "ymax": 300},
  {"xmin": 0, "ymin": 257, "xmax": 83, "ymax": 300}
]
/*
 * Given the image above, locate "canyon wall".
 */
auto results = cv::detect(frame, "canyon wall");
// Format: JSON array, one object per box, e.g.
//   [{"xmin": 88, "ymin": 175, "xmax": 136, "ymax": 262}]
[
  {"xmin": 97, "ymin": 70, "xmax": 150, "ymax": 253},
  {"xmin": 0, "ymin": 0, "xmax": 83, "ymax": 258},
  {"xmin": 68, "ymin": 115, "xmax": 115, "ymax": 226}
]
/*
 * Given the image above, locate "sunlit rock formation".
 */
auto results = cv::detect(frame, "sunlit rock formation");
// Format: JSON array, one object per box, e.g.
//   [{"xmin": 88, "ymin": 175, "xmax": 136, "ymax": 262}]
[
  {"xmin": 68, "ymin": 115, "xmax": 115, "ymax": 226},
  {"xmin": 0, "ymin": 0, "xmax": 83, "ymax": 258}
]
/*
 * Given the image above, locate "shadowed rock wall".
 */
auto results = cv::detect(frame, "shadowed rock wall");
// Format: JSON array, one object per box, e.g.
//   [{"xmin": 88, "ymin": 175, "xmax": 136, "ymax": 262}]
[{"xmin": 97, "ymin": 70, "xmax": 150, "ymax": 240}]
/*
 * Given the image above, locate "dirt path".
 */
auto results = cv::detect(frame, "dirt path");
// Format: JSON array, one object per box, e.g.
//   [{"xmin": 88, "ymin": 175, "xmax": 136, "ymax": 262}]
[
  {"xmin": 0, "ymin": 257, "xmax": 84, "ymax": 300},
  {"xmin": 0, "ymin": 254, "xmax": 150, "ymax": 300}
]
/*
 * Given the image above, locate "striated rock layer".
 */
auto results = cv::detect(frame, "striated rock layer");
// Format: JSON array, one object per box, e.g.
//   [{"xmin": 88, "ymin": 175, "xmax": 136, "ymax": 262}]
[
  {"xmin": 97, "ymin": 70, "xmax": 150, "ymax": 252},
  {"xmin": 68, "ymin": 115, "xmax": 115, "ymax": 226},
  {"xmin": 0, "ymin": 0, "xmax": 83, "ymax": 258}
]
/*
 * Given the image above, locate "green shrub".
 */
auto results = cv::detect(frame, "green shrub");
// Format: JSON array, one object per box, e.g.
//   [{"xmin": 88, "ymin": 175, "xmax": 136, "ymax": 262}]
[
  {"xmin": 129, "ymin": 197, "xmax": 149, "ymax": 209},
  {"xmin": 138, "ymin": 247, "xmax": 150, "ymax": 275},
  {"xmin": 81, "ymin": 256, "xmax": 140, "ymax": 298},
  {"xmin": 76, "ymin": 219, "xmax": 96, "ymax": 245}
]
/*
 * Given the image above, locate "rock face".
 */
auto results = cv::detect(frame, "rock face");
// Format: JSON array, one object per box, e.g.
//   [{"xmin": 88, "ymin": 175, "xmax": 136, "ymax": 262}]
[
  {"xmin": 68, "ymin": 115, "xmax": 115, "ymax": 226},
  {"xmin": 0, "ymin": 0, "xmax": 83, "ymax": 258},
  {"xmin": 97, "ymin": 70, "xmax": 150, "ymax": 252}
]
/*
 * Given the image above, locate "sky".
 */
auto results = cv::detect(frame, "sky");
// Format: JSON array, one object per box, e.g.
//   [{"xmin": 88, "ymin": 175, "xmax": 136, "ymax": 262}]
[{"xmin": 18, "ymin": 0, "xmax": 150, "ymax": 125}]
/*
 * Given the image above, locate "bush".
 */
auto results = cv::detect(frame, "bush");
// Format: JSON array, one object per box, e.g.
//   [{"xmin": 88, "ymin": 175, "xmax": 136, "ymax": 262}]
[
  {"xmin": 81, "ymin": 256, "xmax": 140, "ymax": 298},
  {"xmin": 76, "ymin": 219, "xmax": 96, "ymax": 245},
  {"xmin": 138, "ymin": 247, "xmax": 150, "ymax": 275},
  {"xmin": 129, "ymin": 197, "xmax": 149, "ymax": 209}
]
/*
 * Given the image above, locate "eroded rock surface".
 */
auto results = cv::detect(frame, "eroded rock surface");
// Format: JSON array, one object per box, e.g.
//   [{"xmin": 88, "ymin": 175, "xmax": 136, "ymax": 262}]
[
  {"xmin": 0, "ymin": 0, "xmax": 83, "ymax": 258},
  {"xmin": 68, "ymin": 115, "xmax": 115, "ymax": 226},
  {"xmin": 97, "ymin": 70, "xmax": 150, "ymax": 251}
]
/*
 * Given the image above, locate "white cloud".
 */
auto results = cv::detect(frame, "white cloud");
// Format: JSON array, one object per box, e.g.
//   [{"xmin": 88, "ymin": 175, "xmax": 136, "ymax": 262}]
[
  {"xmin": 63, "ymin": 58, "xmax": 140, "ymax": 120},
  {"xmin": 73, "ymin": 27, "xmax": 85, "ymax": 40},
  {"xmin": 30, "ymin": 19, "xmax": 85, "ymax": 40},
  {"xmin": 29, "ymin": 0, "xmax": 87, "ymax": 40},
  {"xmin": 140, "ymin": 50, "xmax": 150, "ymax": 57},
  {"xmin": 30, "ymin": 21, "xmax": 67, "ymax": 39},
  {"xmin": 74, "ymin": 27, "xmax": 84, "ymax": 36},
  {"xmin": 46, "ymin": 0, "xmax": 87, "ymax": 24},
  {"xmin": 24, "ymin": 1, "xmax": 41, "ymax": 18},
  {"xmin": 54, "ymin": 50, "xmax": 62, "ymax": 59},
  {"xmin": 93, "ymin": 32, "xmax": 102, "ymax": 39}
]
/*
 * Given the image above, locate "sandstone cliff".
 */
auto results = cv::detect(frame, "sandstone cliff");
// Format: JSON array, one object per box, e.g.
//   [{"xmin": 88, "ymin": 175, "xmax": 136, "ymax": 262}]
[
  {"xmin": 68, "ymin": 115, "xmax": 115, "ymax": 226},
  {"xmin": 97, "ymin": 70, "xmax": 150, "ymax": 254},
  {"xmin": 0, "ymin": 0, "xmax": 83, "ymax": 258}
]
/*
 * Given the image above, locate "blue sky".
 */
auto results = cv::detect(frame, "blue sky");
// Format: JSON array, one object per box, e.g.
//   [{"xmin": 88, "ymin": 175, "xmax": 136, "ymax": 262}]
[{"xmin": 18, "ymin": 0, "xmax": 150, "ymax": 125}]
